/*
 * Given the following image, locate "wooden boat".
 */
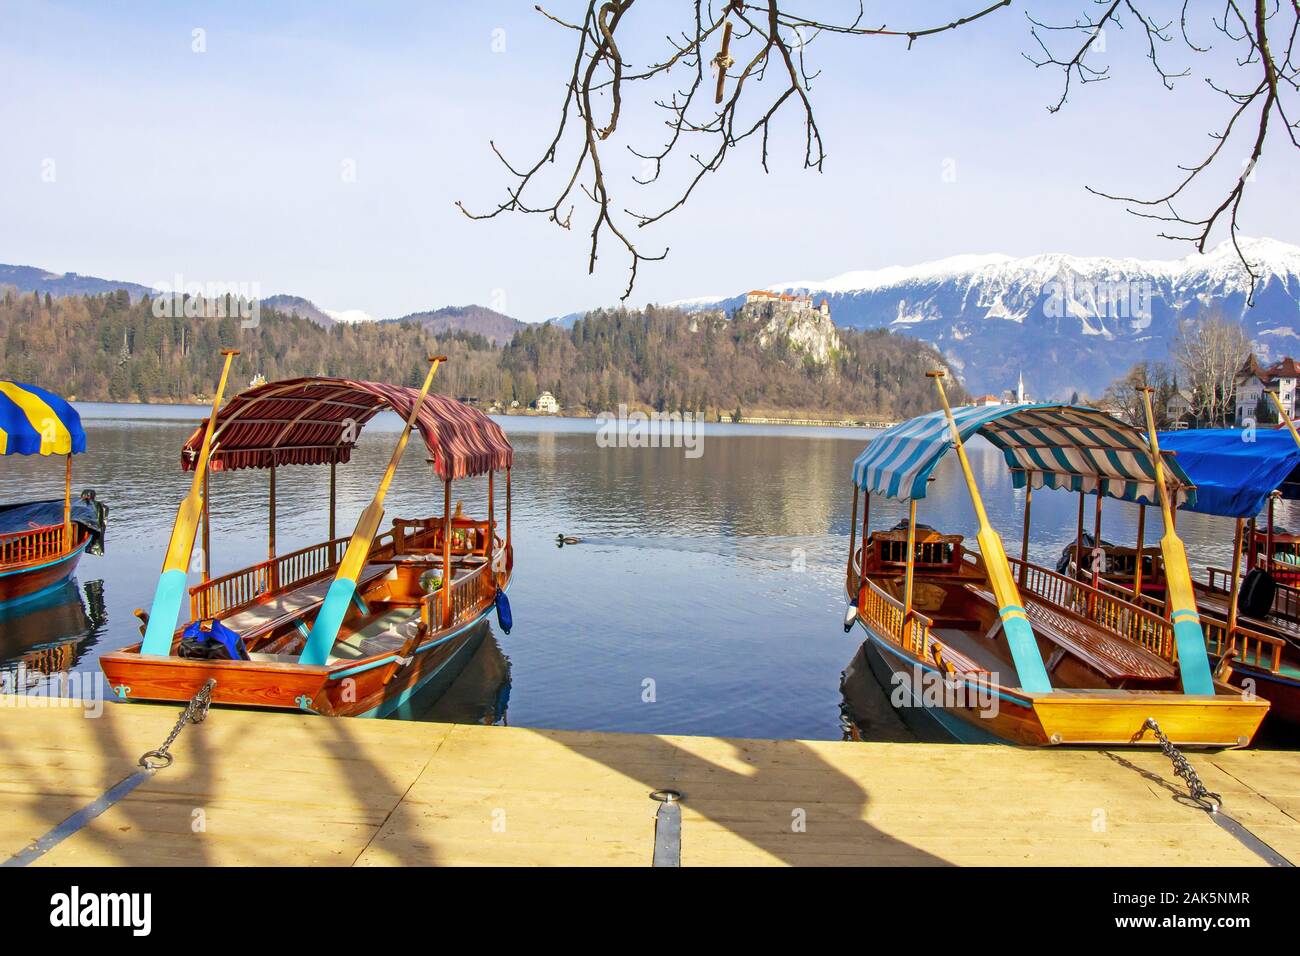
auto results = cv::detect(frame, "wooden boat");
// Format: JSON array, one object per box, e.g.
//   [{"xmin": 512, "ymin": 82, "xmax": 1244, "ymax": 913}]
[
  {"xmin": 844, "ymin": 395, "xmax": 1268, "ymax": 747},
  {"xmin": 99, "ymin": 363, "xmax": 516, "ymax": 718},
  {"xmin": 1139, "ymin": 427, "xmax": 1300, "ymax": 727},
  {"xmin": 0, "ymin": 382, "xmax": 105, "ymax": 608}
]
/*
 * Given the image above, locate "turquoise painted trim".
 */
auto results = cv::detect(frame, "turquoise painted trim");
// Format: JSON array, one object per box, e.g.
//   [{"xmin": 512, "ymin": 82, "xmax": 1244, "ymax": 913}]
[
  {"xmin": 294, "ymin": 620, "xmax": 310, "ymax": 639},
  {"xmin": 1172, "ymin": 618, "xmax": 1214, "ymax": 695},
  {"xmin": 326, "ymin": 655, "xmax": 401, "ymax": 681},
  {"xmin": 351, "ymin": 591, "xmax": 369, "ymax": 615},
  {"xmin": 141, "ymin": 568, "xmax": 189, "ymax": 654},
  {"xmin": 300, "ymin": 576, "xmax": 358, "ymax": 666},
  {"xmin": 1002, "ymin": 616, "xmax": 1052, "ymax": 693}
]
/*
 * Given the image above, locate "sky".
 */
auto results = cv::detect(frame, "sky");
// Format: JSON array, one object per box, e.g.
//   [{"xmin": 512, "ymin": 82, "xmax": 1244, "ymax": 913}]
[{"xmin": 2, "ymin": 0, "xmax": 1297, "ymax": 322}]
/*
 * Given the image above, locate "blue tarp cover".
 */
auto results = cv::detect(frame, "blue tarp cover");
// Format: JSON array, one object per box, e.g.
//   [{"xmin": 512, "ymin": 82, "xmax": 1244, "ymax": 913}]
[
  {"xmin": 0, "ymin": 499, "xmax": 101, "ymax": 536},
  {"xmin": 1158, "ymin": 428, "xmax": 1300, "ymax": 519}
]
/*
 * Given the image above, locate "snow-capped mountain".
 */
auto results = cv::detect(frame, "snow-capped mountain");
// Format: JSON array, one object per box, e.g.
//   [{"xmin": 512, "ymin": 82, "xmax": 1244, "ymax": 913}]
[{"xmin": 672, "ymin": 238, "xmax": 1300, "ymax": 398}]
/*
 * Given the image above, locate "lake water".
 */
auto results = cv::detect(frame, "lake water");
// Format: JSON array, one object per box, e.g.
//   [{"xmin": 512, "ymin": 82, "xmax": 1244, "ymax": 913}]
[{"xmin": 1, "ymin": 404, "xmax": 1287, "ymax": 742}]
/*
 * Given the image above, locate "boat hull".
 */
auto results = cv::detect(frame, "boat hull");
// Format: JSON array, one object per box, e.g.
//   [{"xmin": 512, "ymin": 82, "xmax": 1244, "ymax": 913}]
[
  {"xmin": 0, "ymin": 537, "xmax": 88, "ymax": 609},
  {"xmin": 99, "ymin": 606, "xmax": 496, "ymax": 718},
  {"xmin": 855, "ymin": 616, "xmax": 1267, "ymax": 747},
  {"xmin": 1225, "ymin": 659, "xmax": 1300, "ymax": 728}
]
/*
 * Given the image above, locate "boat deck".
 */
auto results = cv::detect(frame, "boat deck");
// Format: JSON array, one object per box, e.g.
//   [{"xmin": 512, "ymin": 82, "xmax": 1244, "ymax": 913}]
[{"xmin": 2, "ymin": 696, "xmax": 1298, "ymax": 866}]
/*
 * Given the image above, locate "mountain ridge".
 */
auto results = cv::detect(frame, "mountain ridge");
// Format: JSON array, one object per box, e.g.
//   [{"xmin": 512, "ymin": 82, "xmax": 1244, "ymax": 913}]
[{"xmin": 671, "ymin": 238, "xmax": 1300, "ymax": 398}]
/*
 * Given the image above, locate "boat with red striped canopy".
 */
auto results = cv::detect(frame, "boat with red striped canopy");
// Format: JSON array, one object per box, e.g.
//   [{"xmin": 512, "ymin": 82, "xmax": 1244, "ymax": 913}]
[{"xmin": 99, "ymin": 369, "xmax": 516, "ymax": 718}]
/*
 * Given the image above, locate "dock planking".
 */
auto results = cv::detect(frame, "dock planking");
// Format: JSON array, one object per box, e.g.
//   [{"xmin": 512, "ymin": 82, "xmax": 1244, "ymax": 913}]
[{"xmin": 0, "ymin": 695, "xmax": 1297, "ymax": 866}]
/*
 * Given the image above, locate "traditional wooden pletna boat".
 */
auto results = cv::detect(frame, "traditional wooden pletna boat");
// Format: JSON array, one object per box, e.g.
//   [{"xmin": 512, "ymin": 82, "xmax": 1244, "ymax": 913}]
[
  {"xmin": 843, "ymin": 376, "xmax": 1268, "ymax": 747},
  {"xmin": 1138, "ymin": 425, "xmax": 1300, "ymax": 727},
  {"xmin": 99, "ymin": 355, "xmax": 516, "ymax": 718},
  {"xmin": 0, "ymin": 382, "xmax": 105, "ymax": 608}
]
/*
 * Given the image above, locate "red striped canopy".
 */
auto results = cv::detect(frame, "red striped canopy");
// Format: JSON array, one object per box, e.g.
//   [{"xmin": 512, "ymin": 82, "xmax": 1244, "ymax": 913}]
[{"xmin": 180, "ymin": 377, "xmax": 512, "ymax": 481}]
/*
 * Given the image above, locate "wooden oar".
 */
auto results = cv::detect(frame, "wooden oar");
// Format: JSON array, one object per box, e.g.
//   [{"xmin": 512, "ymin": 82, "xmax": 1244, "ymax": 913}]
[
  {"xmin": 1138, "ymin": 387, "xmax": 1214, "ymax": 694},
  {"xmin": 927, "ymin": 372, "xmax": 1052, "ymax": 693},
  {"xmin": 140, "ymin": 349, "xmax": 239, "ymax": 654},
  {"xmin": 299, "ymin": 356, "xmax": 447, "ymax": 666}
]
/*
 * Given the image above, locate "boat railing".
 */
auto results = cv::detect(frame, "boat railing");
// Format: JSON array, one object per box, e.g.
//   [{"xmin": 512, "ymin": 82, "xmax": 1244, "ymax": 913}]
[
  {"xmin": 1008, "ymin": 558, "xmax": 1178, "ymax": 663},
  {"xmin": 1201, "ymin": 616, "xmax": 1286, "ymax": 676},
  {"xmin": 0, "ymin": 523, "xmax": 69, "ymax": 568},
  {"xmin": 1093, "ymin": 575, "xmax": 1167, "ymax": 616},
  {"xmin": 190, "ymin": 535, "xmax": 350, "ymax": 620},
  {"xmin": 858, "ymin": 577, "xmax": 935, "ymax": 658},
  {"xmin": 1208, "ymin": 565, "xmax": 1300, "ymax": 625}
]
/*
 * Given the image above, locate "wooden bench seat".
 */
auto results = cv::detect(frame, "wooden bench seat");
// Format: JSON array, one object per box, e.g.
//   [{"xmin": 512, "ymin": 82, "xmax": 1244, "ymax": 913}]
[
  {"xmin": 220, "ymin": 563, "xmax": 395, "ymax": 643},
  {"xmin": 963, "ymin": 584, "xmax": 1175, "ymax": 683}
]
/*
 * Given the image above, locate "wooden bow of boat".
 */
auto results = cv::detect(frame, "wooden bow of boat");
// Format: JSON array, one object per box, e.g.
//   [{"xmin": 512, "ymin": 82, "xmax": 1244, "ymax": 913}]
[
  {"xmin": 844, "ymin": 398, "xmax": 1269, "ymax": 748},
  {"xmin": 846, "ymin": 536, "xmax": 1268, "ymax": 747}
]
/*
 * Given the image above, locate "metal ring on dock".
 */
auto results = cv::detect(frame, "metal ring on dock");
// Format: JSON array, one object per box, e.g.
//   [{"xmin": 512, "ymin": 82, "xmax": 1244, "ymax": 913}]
[
  {"xmin": 138, "ymin": 750, "xmax": 174, "ymax": 771},
  {"xmin": 649, "ymin": 789, "xmax": 682, "ymax": 803}
]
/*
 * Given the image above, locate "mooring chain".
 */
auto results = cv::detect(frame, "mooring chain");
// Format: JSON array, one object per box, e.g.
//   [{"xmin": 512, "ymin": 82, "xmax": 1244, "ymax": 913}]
[
  {"xmin": 138, "ymin": 679, "xmax": 216, "ymax": 771},
  {"xmin": 1143, "ymin": 717, "xmax": 1222, "ymax": 812}
]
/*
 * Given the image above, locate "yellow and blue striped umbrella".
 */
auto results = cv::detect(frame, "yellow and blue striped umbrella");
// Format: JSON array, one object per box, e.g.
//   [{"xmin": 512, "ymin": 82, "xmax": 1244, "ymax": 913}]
[{"xmin": 0, "ymin": 381, "xmax": 86, "ymax": 457}]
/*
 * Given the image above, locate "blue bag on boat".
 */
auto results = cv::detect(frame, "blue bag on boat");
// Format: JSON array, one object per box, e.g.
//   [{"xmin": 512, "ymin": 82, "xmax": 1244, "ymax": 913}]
[
  {"xmin": 495, "ymin": 591, "xmax": 513, "ymax": 635},
  {"xmin": 179, "ymin": 618, "xmax": 250, "ymax": 661}
]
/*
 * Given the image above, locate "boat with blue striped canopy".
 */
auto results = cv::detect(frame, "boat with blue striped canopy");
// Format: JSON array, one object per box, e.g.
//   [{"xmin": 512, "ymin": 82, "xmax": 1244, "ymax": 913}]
[
  {"xmin": 0, "ymin": 382, "xmax": 105, "ymax": 608},
  {"xmin": 843, "ymin": 400, "xmax": 1268, "ymax": 747}
]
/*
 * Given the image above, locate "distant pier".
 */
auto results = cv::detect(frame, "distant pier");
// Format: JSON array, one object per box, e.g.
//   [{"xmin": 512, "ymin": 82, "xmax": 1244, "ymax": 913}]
[
  {"xmin": 719, "ymin": 415, "xmax": 898, "ymax": 429},
  {"xmin": 2, "ymin": 696, "xmax": 1297, "ymax": 866}
]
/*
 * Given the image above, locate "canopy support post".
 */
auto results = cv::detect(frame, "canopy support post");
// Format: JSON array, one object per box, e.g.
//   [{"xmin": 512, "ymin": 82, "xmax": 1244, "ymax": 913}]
[
  {"xmin": 1267, "ymin": 492, "xmax": 1277, "ymax": 572},
  {"xmin": 1074, "ymin": 491, "xmax": 1085, "ymax": 580},
  {"xmin": 902, "ymin": 500, "xmax": 917, "ymax": 632},
  {"xmin": 1091, "ymin": 491, "xmax": 1104, "ymax": 591},
  {"xmin": 442, "ymin": 479, "xmax": 453, "ymax": 628},
  {"xmin": 487, "ymin": 470, "xmax": 496, "ymax": 587},
  {"xmin": 1019, "ymin": 470, "xmax": 1033, "ymax": 585},
  {"xmin": 505, "ymin": 467, "xmax": 512, "ymax": 553},
  {"xmin": 847, "ymin": 484, "xmax": 860, "ymax": 595},
  {"xmin": 201, "ymin": 470, "xmax": 211, "ymax": 583},
  {"xmin": 268, "ymin": 457, "xmax": 277, "ymax": 589},
  {"xmin": 329, "ymin": 460, "xmax": 337, "ymax": 546},
  {"xmin": 1227, "ymin": 517, "xmax": 1245, "ymax": 640},
  {"xmin": 62, "ymin": 453, "xmax": 72, "ymax": 552},
  {"xmin": 1133, "ymin": 504, "xmax": 1146, "ymax": 598}
]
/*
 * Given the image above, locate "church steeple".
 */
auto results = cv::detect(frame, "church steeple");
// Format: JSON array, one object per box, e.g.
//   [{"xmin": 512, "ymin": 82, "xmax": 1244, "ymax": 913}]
[{"xmin": 1017, "ymin": 370, "xmax": 1024, "ymax": 404}]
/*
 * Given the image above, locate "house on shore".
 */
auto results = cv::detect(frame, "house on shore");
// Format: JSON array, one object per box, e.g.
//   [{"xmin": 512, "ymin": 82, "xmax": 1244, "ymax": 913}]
[
  {"xmin": 1235, "ymin": 355, "xmax": 1299, "ymax": 425},
  {"xmin": 533, "ymin": 390, "xmax": 560, "ymax": 415}
]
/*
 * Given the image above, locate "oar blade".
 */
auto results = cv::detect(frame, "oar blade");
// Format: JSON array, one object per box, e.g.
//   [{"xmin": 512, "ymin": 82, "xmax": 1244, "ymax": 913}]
[
  {"xmin": 140, "ymin": 500, "xmax": 199, "ymax": 653},
  {"xmin": 976, "ymin": 525, "xmax": 1051, "ymax": 693},
  {"xmin": 1161, "ymin": 530, "xmax": 1215, "ymax": 695}
]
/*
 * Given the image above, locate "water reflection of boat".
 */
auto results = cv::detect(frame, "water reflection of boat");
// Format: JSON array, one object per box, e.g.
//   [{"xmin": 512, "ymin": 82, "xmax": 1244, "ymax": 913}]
[
  {"xmin": 0, "ymin": 579, "xmax": 107, "ymax": 685},
  {"xmin": 100, "ymin": 366, "xmax": 517, "ymax": 718},
  {"xmin": 844, "ymin": 399, "xmax": 1268, "ymax": 747},
  {"xmin": 393, "ymin": 621, "xmax": 513, "ymax": 723},
  {"xmin": 0, "ymin": 382, "xmax": 107, "ymax": 608}
]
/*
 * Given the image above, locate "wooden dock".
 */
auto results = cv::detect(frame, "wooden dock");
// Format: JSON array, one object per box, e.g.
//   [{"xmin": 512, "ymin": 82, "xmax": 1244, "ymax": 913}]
[{"xmin": 2, "ymin": 695, "xmax": 1298, "ymax": 866}]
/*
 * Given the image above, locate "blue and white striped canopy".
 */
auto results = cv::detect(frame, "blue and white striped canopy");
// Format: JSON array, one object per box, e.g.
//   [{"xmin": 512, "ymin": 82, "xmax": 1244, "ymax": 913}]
[
  {"xmin": 852, "ymin": 402, "xmax": 1195, "ymax": 507},
  {"xmin": 0, "ymin": 381, "xmax": 87, "ymax": 456}
]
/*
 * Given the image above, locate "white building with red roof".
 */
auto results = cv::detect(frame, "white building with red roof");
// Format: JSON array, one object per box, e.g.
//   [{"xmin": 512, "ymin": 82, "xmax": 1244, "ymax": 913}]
[{"xmin": 1235, "ymin": 354, "xmax": 1299, "ymax": 424}]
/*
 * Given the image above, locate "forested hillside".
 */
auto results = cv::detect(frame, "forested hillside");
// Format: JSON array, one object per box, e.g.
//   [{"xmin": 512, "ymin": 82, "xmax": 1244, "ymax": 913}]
[{"xmin": 0, "ymin": 290, "xmax": 961, "ymax": 418}]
